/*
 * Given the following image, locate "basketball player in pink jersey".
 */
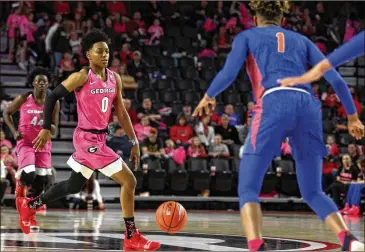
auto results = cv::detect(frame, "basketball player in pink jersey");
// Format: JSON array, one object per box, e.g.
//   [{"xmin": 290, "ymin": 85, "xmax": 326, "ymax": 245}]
[
  {"xmin": 16, "ymin": 30, "xmax": 161, "ymax": 251},
  {"xmin": 3, "ymin": 67, "xmax": 60, "ymax": 233}
]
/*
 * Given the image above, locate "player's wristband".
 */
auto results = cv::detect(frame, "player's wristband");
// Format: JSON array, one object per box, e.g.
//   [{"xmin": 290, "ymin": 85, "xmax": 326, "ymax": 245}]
[
  {"xmin": 129, "ymin": 139, "xmax": 139, "ymax": 146},
  {"xmin": 43, "ymin": 84, "xmax": 70, "ymax": 130}
]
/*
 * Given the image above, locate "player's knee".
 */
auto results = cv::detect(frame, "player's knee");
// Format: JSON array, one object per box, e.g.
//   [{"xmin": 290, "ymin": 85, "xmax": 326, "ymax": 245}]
[
  {"xmin": 19, "ymin": 171, "xmax": 36, "ymax": 186},
  {"xmin": 238, "ymin": 187, "xmax": 260, "ymax": 209},
  {"xmin": 300, "ymin": 189, "xmax": 320, "ymax": 205},
  {"xmin": 124, "ymin": 173, "xmax": 137, "ymax": 191}
]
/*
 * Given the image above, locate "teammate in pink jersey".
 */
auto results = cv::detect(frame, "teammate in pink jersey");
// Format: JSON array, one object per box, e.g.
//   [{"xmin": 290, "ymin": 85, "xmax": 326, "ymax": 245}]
[
  {"xmin": 3, "ymin": 67, "xmax": 60, "ymax": 232},
  {"xmin": 16, "ymin": 30, "xmax": 161, "ymax": 251}
]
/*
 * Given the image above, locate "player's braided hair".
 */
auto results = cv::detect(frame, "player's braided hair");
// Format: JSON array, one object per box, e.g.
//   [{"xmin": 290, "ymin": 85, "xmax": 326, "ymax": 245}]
[
  {"xmin": 81, "ymin": 29, "xmax": 109, "ymax": 57},
  {"xmin": 250, "ymin": 0, "xmax": 290, "ymax": 22},
  {"xmin": 28, "ymin": 67, "xmax": 51, "ymax": 85}
]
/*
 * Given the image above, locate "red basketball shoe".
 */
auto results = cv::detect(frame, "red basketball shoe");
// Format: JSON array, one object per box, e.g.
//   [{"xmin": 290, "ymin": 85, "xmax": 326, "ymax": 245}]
[
  {"xmin": 16, "ymin": 197, "xmax": 37, "ymax": 234},
  {"xmin": 347, "ymin": 206, "xmax": 360, "ymax": 216},
  {"xmin": 340, "ymin": 204, "xmax": 350, "ymax": 214},
  {"xmin": 123, "ymin": 229, "xmax": 161, "ymax": 251}
]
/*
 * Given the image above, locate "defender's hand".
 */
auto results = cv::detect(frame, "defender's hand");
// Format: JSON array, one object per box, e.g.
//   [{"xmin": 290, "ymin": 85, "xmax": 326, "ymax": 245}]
[
  {"xmin": 278, "ymin": 60, "xmax": 330, "ymax": 87},
  {"xmin": 192, "ymin": 94, "xmax": 216, "ymax": 117},
  {"xmin": 348, "ymin": 115, "xmax": 365, "ymax": 140},
  {"xmin": 32, "ymin": 129, "xmax": 51, "ymax": 151},
  {"xmin": 130, "ymin": 144, "xmax": 140, "ymax": 168}
]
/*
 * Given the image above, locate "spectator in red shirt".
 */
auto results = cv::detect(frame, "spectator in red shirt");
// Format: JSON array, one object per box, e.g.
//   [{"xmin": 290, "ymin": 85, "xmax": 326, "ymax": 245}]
[
  {"xmin": 169, "ymin": 114, "xmax": 194, "ymax": 147},
  {"xmin": 106, "ymin": 1, "xmax": 127, "ymax": 16},
  {"xmin": 337, "ymin": 98, "xmax": 363, "ymax": 118},
  {"xmin": 324, "ymin": 87, "xmax": 339, "ymax": 108},
  {"xmin": 59, "ymin": 51, "xmax": 75, "ymax": 79},
  {"xmin": 127, "ymin": 11, "xmax": 146, "ymax": 37},
  {"xmin": 113, "ymin": 13, "xmax": 127, "ymax": 35},
  {"xmin": 215, "ymin": 25, "xmax": 231, "ymax": 49},
  {"xmin": 123, "ymin": 98, "xmax": 138, "ymax": 125},
  {"xmin": 315, "ymin": 41, "xmax": 327, "ymax": 54},
  {"xmin": 187, "ymin": 136, "xmax": 207, "ymax": 158},
  {"xmin": 119, "ymin": 43, "xmax": 133, "ymax": 64},
  {"xmin": 74, "ymin": 2, "xmax": 86, "ymax": 17},
  {"xmin": 326, "ymin": 135, "xmax": 340, "ymax": 157},
  {"xmin": 54, "ymin": 1, "xmax": 70, "ymax": 15},
  {"xmin": 209, "ymin": 112, "xmax": 222, "ymax": 127}
]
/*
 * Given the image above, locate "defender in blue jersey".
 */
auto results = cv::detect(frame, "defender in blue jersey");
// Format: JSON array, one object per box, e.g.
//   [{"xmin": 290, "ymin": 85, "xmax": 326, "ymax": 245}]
[
  {"xmin": 279, "ymin": 31, "xmax": 365, "ymax": 92},
  {"xmin": 193, "ymin": 1, "xmax": 364, "ymax": 251}
]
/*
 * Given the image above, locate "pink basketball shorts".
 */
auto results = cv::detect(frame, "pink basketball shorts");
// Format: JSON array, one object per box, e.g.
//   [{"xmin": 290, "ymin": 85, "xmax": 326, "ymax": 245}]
[
  {"xmin": 15, "ymin": 140, "xmax": 52, "ymax": 178},
  {"xmin": 67, "ymin": 127, "xmax": 123, "ymax": 179}
]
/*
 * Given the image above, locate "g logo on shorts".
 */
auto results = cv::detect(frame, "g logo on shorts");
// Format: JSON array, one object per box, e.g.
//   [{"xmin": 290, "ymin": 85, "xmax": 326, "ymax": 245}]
[{"xmin": 88, "ymin": 146, "xmax": 98, "ymax": 153}]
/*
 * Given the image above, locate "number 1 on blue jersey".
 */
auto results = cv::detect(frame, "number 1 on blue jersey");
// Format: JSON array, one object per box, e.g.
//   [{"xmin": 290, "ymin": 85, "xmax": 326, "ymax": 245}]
[{"xmin": 276, "ymin": 32, "xmax": 285, "ymax": 53}]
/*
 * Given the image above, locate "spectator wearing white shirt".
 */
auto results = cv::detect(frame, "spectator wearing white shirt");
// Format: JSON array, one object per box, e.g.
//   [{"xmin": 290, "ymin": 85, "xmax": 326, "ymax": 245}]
[
  {"xmin": 0, "ymin": 160, "xmax": 10, "ymax": 204},
  {"xmin": 195, "ymin": 115, "xmax": 215, "ymax": 147},
  {"xmin": 72, "ymin": 177, "xmax": 104, "ymax": 210}
]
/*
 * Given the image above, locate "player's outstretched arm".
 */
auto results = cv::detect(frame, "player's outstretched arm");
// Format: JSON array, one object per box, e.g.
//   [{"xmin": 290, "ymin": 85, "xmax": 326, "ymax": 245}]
[
  {"xmin": 113, "ymin": 72, "xmax": 140, "ymax": 168},
  {"xmin": 278, "ymin": 31, "xmax": 364, "ymax": 86},
  {"xmin": 306, "ymin": 38, "xmax": 364, "ymax": 140},
  {"xmin": 327, "ymin": 31, "xmax": 364, "ymax": 68},
  {"xmin": 193, "ymin": 32, "xmax": 248, "ymax": 117},
  {"xmin": 33, "ymin": 70, "xmax": 88, "ymax": 151},
  {"xmin": 3, "ymin": 94, "xmax": 28, "ymax": 140}
]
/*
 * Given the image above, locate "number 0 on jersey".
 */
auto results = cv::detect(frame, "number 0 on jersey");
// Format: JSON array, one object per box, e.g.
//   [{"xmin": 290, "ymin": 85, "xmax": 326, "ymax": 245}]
[{"xmin": 101, "ymin": 97, "xmax": 109, "ymax": 113}]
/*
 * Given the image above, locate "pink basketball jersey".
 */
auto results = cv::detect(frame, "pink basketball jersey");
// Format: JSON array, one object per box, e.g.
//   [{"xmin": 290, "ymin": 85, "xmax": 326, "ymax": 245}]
[
  {"xmin": 18, "ymin": 94, "xmax": 51, "ymax": 151},
  {"xmin": 75, "ymin": 69, "xmax": 117, "ymax": 130}
]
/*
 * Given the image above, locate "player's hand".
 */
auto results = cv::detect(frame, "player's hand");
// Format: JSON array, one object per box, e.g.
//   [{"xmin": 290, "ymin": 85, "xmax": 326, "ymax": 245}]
[
  {"xmin": 347, "ymin": 115, "xmax": 365, "ymax": 140},
  {"xmin": 278, "ymin": 60, "xmax": 332, "ymax": 87},
  {"xmin": 98, "ymin": 202, "xmax": 105, "ymax": 211},
  {"xmin": 32, "ymin": 129, "xmax": 51, "ymax": 151},
  {"xmin": 278, "ymin": 65, "xmax": 323, "ymax": 86},
  {"xmin": 129, "ymin": 144, "xmax": 140, "ymax": 169},
  {"xmin": 192, "ymin": 94, "xmax": 216, "ymax": 117},
  {"xmin": 13, "ymin": 131, "xmax": 23, "ymax": 141}
]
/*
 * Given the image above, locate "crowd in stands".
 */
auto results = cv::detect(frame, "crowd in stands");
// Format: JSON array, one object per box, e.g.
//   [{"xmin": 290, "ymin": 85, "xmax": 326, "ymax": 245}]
[{"xmin": 0, "ymin": 1, "xmax": 364, "ymax": 210}]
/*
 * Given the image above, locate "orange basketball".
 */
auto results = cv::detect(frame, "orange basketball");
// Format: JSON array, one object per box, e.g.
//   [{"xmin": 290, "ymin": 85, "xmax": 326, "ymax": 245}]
[{"xmin": 156, "ymin": 201, "xmax": 187, "ymax": 233}]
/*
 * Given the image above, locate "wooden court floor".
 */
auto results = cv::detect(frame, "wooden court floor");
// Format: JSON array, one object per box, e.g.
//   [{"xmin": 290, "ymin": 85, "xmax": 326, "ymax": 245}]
[{"xmin": 1, "ymin": 207, "xmax": 364, "ymax": 251}]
